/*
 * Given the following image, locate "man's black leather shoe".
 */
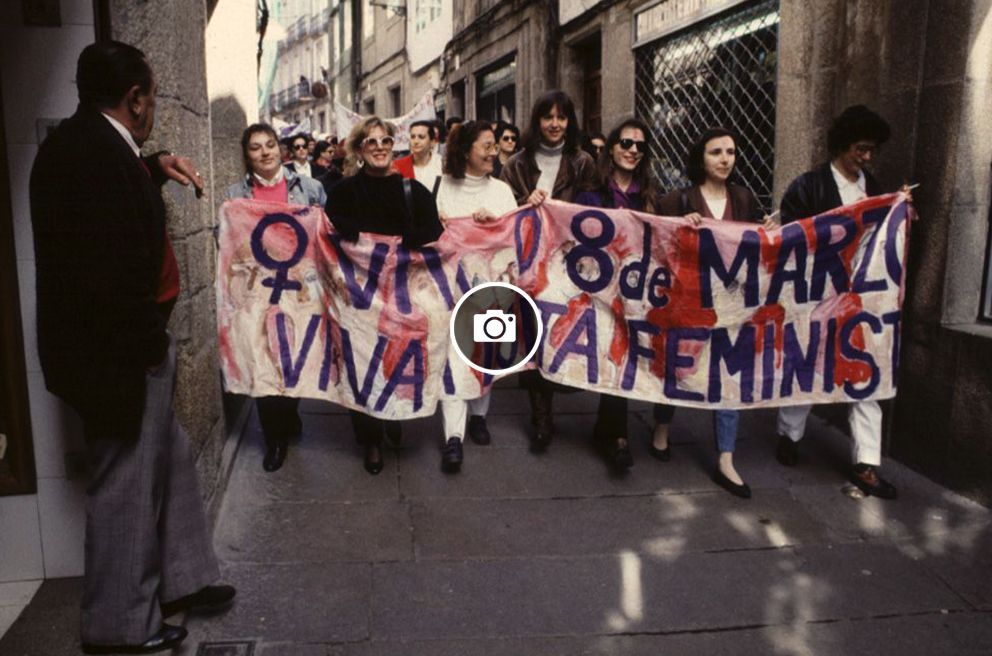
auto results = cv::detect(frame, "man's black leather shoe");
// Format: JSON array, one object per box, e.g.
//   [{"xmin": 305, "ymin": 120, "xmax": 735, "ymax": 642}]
[
  {"xmin": 82, "ymin": 623, "xmax": 187, "ymax": 654},
  {"xmin": 851, "ymin": 464, "xmax": 898, "ymax": 499},
  {"xmin": 364, "ymin": 445, "xmax": 384, "ymax": 475},
  {"xmin": 263, "ymin": 439, "xmax": 288, "ymax": 472},
  {"xmin": 775, "ymin": 435, "xmax": 799, "ymax": 467},
  {"xmin": 441, "ymin": 437, "xmax": 463, "ymax": 473},
  {"xmin": 161, "ymin": 584, "xmax": 236, "ymax": 618},
  {"xmin": 467, "ymin": 415, "xmax": 491, "ymax": 445}
]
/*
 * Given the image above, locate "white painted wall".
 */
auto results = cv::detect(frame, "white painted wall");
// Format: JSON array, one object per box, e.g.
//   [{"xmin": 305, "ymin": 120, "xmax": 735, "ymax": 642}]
[
  {"xmin": 407, "ymin": 0, "xmax": 452, "ymax": 74},
  {"xmin": 207, "ymin": 0, "xmax": 261, "ymax": 124},
  {"xmin": 0, "ymin": 1, "xmax": 96, "ymax": 583}
]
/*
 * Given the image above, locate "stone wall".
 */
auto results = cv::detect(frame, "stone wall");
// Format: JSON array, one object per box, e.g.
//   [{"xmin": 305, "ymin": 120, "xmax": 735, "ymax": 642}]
[
  {"xmin": 108, "ymin": 0, "xmax": 227, "ymax": 503},
  {"xmin": 776, "ymin": 0, "xmax": 992, "ymax": 504}
]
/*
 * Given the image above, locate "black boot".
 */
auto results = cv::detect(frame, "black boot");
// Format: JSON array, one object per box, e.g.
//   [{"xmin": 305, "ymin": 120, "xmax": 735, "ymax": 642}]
[{"xmin": 528, "ymin": 387, "xmax": 554, "ymax": 452}]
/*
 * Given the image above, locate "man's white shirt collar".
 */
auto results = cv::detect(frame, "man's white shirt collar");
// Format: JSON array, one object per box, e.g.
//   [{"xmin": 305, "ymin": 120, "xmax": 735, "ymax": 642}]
[
  {"xmin": 830, "ymin": 163, "xmax": 867, "ymax": 206},
  {"xmin": 101, "ymin": 112, "xmax": 141, "ymax": 158}
]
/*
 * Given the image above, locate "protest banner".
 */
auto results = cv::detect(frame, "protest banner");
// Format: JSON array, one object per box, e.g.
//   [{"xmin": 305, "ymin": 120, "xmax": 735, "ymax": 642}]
[
  {"xmin": 217, "ymin": 194, "xmax": 911, "ymax": 419},
  {"xmin": 333, "ymin": 91, "xmax": 436, "ymax": 150}
]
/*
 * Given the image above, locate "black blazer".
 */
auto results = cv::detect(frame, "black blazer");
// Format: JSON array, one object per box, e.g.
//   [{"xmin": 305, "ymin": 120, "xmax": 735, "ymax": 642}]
[
  {"xmin": 779, "ymin": 161, "xmax": 882, "ymax": 223},
  {"xmin": 30, "ymin": 105, "xmax": 171, "ymax": 438}
]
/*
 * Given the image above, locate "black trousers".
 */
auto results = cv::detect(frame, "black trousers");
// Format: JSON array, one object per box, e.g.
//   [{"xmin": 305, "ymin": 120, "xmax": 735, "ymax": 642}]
[
  {"xmin": 348, "ymin": 410, "xmax": 403, "ymax": 446},
  {"xmin": 256, "ymin": 396, "xmax": 301, "ymax": 446}
]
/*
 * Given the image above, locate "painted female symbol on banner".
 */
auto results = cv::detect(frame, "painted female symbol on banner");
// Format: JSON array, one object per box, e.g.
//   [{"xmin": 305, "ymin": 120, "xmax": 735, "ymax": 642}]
[{"xmin": 250, "ymin": 213, "xmax": 308, "ymax": 304}]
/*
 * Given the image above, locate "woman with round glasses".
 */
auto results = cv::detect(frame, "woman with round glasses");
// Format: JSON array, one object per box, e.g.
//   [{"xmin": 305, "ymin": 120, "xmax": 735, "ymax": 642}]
[
  {"xmin": 492, "ymin": 121, "xmax": 520, "ymax": 179},
  {"xmin": 326, "ymin": 116, "xmax": 444, "ymax": 475},
  {"xmin": 225, "ymin": 123, "xmax": 327, "ymax": 473},
  {"xmin": 500, "ymin": 89, "xmax": 599, "ymax": 453},
  {"xmin": 656, "ymin": 127, "xmax": 775, "ymax": 498},
  {"xmin": 433, "ymin": 120, "xmax": 519, "ymax": 473},
  {"xmin": 575, "ymin": 118, "xmax": 667, "ymax": 470}
]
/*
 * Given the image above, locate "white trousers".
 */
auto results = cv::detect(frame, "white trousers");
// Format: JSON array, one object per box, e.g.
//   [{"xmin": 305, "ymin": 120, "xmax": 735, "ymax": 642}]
[
  {"xmin": 776, "ymin": 400, "xmax": 883, "ymax": 466},
  {"xmin": 441, "ymin": 390, "xmax": 492, "ymax": 441}
]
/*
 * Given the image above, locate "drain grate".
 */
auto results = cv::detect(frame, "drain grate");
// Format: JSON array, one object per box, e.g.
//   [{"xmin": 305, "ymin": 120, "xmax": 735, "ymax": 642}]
[{"xmin": 196, "ymin": 641, "xmax": 255, "ymax": 656}]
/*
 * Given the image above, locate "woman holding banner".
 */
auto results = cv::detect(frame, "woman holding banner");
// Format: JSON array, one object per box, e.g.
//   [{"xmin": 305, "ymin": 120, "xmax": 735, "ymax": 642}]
[
  {"xmin": 500, "ymin": 90, "xmax": 599, "ymax": 453},
  {"xmin": 575, "ymin": 117, "xmax": 667, "ymax": 470},
  {"xmin": 225, "ymin": 123, "xmax": 327, "ymax": 472},
  {"xmin": 326, "ymin": 116, "xmax": 444, "ymax": 475},
  {"xmin": 656, "ymin": 127, "xmax": 776, "ymax": 498},
  {"xmin": 434, "ymin": 120, "xmax": 519, "ymax": 472}
]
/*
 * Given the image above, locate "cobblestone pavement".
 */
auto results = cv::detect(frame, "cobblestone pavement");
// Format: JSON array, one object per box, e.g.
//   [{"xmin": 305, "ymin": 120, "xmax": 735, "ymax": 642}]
[{"xmin": 3, "ymin": 388, "xmax": 992, "ymax": 655}]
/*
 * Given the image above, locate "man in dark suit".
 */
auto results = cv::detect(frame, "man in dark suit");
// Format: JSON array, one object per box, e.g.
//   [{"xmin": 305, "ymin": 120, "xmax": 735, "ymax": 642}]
[
  {"xmin": 775, "ymin": 105, "xmax": 898, "ymax": 500},
  {"xmin": 30, "ymin": 41, "xmax": 234, "ymax": 654}
]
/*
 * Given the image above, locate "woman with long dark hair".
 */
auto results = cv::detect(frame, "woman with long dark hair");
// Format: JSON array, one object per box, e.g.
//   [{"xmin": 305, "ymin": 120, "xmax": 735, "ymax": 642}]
[
  {"xmin": 656, "ymin": 127, "xmax": 775, "ymax": 497},
  {"xmin": 326, "ymin": 116, "xmax": 444, "ymax": 475},
  {"xmin": 225, "ymin": 123, "xmax": 327, "ymax": 472},
  {"xmin": 500, "ymin": 90, "xmax": 599, "ymax": 452},
  {"xmin": 575, "ymin": 117, "xmax": 670, "ymax": 470}
]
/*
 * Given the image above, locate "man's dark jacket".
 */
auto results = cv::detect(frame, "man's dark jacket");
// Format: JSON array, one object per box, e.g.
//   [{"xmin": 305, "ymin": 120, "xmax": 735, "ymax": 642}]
[
  {"xmin": 30, "ymin": 105, "xmax": 171, "ymax": 438},
  {"xmin": 779, "ymin": 162, "xmax": 882, "ymax": 223}
]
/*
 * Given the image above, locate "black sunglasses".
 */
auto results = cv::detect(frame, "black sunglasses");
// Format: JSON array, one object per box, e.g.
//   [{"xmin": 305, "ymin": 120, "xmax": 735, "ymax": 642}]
[
  {"xmin": 293, "ymin": 144, "xmax": 307, "ymax": 150},
  {"xmin": 618, "ymin": 138, "xmax": 648, "ymax": 152},
  {"xmin": 501, "ymin": 135, "xmax": 517, "ymax": 142}
]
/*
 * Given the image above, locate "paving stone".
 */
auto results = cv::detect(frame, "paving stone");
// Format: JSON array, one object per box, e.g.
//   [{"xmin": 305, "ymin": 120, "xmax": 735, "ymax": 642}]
[
  {"xmin": 184, "ymin": 563, "xmax": 369, "ymax": 644},
  {"xmin": 370, "ymin": 542, "xmax": 964, "ymax": 641},
  {"xmin": 409, "ymin": 491, "xmax": 831, "ymax": 560},
  {"xmin": 324, "ymin": 612, "xmax": 992, "ymax": 655},
  {"xmin": 216, "ymin": 500, "xmax": 412, "ymax": 563},
  {"xmin": 225, "ymin": 436, "xmax": 401, "ymax": 505}
]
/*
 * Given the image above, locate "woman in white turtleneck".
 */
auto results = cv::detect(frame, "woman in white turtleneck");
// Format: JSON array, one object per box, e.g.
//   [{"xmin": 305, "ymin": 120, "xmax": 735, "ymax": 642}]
[
  {"xmin": 499, "ymin": 90, "xmax": 598, "ymax": 454},
  {"xmin": 434, "ymin": 121, "xmax": 518, "ymax": 474}
]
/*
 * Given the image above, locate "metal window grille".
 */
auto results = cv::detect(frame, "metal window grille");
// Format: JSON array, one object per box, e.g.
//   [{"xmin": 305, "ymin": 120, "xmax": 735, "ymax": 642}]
[{"xmin": 635, "ymin": 0, "xmax": 780, "ymax": 210}]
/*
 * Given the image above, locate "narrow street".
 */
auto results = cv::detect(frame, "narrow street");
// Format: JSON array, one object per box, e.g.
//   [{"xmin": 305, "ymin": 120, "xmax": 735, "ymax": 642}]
[{"xmin": 3, "ymin": 387, "xmax": 991, "ymax": 655}]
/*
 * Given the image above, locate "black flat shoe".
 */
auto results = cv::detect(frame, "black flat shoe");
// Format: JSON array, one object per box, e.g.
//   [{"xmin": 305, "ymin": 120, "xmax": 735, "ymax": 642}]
[
  {"xmin": 713, "ymin": 469, "xmax": 752, "ymax": 499},
  {"xmin": 364, "ymin": 445, "xmax": 384, "ymax": 475},
  {"xmin": 441, "ymin": 437, "xmax": 463, "ymax": 473},
  {"xmin": 648, "ymin": 443, "xmax": 671, "ymax": 461},
  {"xmin": 263, "ymin": 440, "xmax": 288, "ymax": 472},
  {"xmin": 161, "ymin": 584, "xmax": 236, "ymax": 618},
  {"xmin": 467, "ymin": 415, "xmax": 491, "ymax": 445},
  {"xmin": 602, "ymin": 437, "xmax": 632, "ymax": 471},
  {"xmin": 82, "ymin": 624, "xmax": 187, "ymax": 654}
]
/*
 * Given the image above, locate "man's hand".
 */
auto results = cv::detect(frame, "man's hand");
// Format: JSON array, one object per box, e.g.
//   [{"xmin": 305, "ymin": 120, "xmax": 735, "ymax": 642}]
[
  {"xmin": 157, "ymin": 153, "xmax": 204, "ymax": 197},
  {"xmin": 762, "ymin": 213, "xmax": 781, "ymax": 230}
]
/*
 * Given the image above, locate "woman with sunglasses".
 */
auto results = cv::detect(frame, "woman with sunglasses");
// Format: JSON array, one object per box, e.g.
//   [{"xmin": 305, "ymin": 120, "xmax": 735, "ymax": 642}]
[
  {"xmin": 575, "ymin": 118, "xmax": 669, "ymax": 470},
  {"xmin": 492, "ymin": 121, "xmax": 520, "ymax": 179},
  {"xmin": 656, "ymin": 127, "xmax": 776, "ymax": 498},
  {"xmin": 433, "ymin": 120, "xmax": 519, "ymax": 473},
  {"xmin": 500, "ymin": 90, "xmax": 599, "ymax": 453},
  {"xmin": 326, "ymin": 116, "xmax": 444, "ymax": 475},
  {"xmin": 225, "ymin": 123, "xmax": 328, "ymax": 473}
]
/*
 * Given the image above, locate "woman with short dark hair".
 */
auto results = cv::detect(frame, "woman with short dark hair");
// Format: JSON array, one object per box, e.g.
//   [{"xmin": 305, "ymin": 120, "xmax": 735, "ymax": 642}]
[
  {"xmin": 433, "ymin": 121, "xmax": 519, "ymax": 472},
  {"xmin": 656, "ymin": 127, "xmax": 775, "ymax": 498},
  {"xmin": 225, "ymin": 122, "xmax": 326, "ymax": 472},
  {"xmin": 492, "ymin": 120, "xmax": 520, "ymax": 178},
  {"xmin": 499, "ymin": 90, "xmax": 599, "ymax": 452}
]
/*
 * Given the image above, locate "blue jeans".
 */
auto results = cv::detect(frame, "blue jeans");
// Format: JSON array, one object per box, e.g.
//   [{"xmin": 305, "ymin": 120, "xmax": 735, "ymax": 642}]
[{"xmin": 714, "ymin": 409, "xmax": 739, "ymax": 453}]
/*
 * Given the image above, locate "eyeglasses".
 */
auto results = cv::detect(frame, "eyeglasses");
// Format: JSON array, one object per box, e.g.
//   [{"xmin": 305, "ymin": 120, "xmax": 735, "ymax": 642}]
[
  {"xmin": 618, "ymin": 138, "xmax": 647, "ymax": 152},
  {"xmin": 854, "ymin": 143, "xmax": 878, "ymax": 155},
  {"xmin": 362, "ymin": 136, "xmax": 395, "ymax": 149},
  {"xmin": 501, "ymin": 135, "xmax": 517, "ymax": 142},
  {"xmin": 476, "ymin": 143, "xmax": 499, "ymax": 154},
  {"xmin": 293, "ymin": 144, "xmax": 308, "ymax": 150}
]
